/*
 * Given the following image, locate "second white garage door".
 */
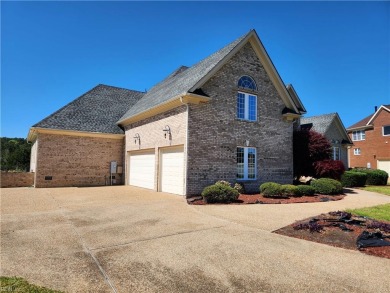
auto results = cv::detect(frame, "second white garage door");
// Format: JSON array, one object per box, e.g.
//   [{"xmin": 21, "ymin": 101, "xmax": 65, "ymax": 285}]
[
  {"xmin": 378, "ymin": 160, "xmax": 390, "ymax": 183},
  {"xmin": 160, "ymin": 146, "xmax": 184, "ymax": 195},
  {"xmin": 129, "ymin": 150, "xmax": 155, "ymax": 190}
]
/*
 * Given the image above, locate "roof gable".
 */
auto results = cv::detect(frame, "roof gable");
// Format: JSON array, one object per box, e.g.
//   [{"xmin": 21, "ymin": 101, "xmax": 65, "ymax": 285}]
[
  {"xmin": 118, "ymin": 29, "xmax": 305, "ymax": 125},
  {"xmin": 347, "ymin": 104, "xmax": 390, "ymax": 130},
  {"xmin": 30, "ymin": 85, "xmax": 144, "ymax": 138},
  {"xmin": 301, "ymin": 113, "xmax": 352, "ymax": 144}
]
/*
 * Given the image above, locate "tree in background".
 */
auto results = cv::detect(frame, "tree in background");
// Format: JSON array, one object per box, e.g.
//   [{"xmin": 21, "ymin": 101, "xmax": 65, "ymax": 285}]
[
  {"xmin": 293, "ymin": 129, "xmax": 333, "ymax": 178},
  {"xmin": 1, "ymin": 138, "xmax": 31, "ymax": 171}
]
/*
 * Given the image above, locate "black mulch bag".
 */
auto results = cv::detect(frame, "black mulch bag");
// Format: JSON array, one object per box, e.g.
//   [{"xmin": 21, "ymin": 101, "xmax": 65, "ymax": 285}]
[{"xmin": 356, "ymin": 231, "xmax": 390, "ymax": 249}]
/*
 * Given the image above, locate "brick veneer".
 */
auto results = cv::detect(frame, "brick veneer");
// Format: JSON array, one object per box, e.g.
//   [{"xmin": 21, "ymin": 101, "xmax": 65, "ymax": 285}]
[
  {"xmin": 348, "ymin": 109, "xmax": 390, "ymax": 169},
  {"xmin": 1, "ymin": 172, "xmax": 34, "ymax": 188},
  {"xmin": 34, "ymin": 133, "xmax": 124, "ymax": 187},
  {"xmin": 186, "ymin": 43, "xmax": 294, "ymax": 195}
]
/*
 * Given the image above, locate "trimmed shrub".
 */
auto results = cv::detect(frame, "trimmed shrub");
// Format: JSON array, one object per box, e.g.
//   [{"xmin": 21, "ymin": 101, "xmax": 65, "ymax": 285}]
[
  {"xmin": 313, "ymin": 159, "xmax": 345, "ymax": 180},
  {"xmin": 351, "ymin": 168, "xmax": 389, "ymax": 186},
  {"xmin": 296, "ymin": 185, "xmax": 316, "ymax": 196},
  {"xmin": 233, "ymin": 183, "xmax": 245, "ymax": 194},
  {"xmin": 201, "ymin": 184, "xmax": 239, "ymax": 203},
  {"xmin": 310, "ymin": 178, "xmax": 343, "ymax": 195},
  {"xmin": 215, "ymin": 180, "xmax": 231, "ymax": 187},
  {"xmin": 260, "ymin": 182, "xmax": 282, "ymax": 197},
  {"xmin": 280, "ymin": 184, "xmax": 299, "ymax": 196},
  {"xmin": 341, "ymin": 171, "xmax": 367, "ymax": 187}
]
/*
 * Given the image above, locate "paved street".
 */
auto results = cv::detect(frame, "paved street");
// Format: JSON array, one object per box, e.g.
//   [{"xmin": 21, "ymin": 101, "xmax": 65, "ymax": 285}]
[{"xmin": 1, "ymin": 186, "xmax": 389, "ymax": 292}]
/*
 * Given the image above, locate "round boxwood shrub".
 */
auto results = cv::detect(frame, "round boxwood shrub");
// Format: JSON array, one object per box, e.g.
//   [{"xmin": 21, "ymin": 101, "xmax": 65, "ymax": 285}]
[
  {"xmin": 341, "ymin": 171, "xmax": 367, "ymax": 187},
  {"xmin": 310, "ymin": 178, "xmax": 343, "ymax": 195},
  {"xmin": 280, "ymin": 184, "xmax": 300, "ymax": 197},
  {"xmin": 366, "ymin": 170, "xmax": 388, "ymax": 185},
  {"xmin": 260, "ymin": 182, "xmax": 282, "ymax": 197},
  {"xmin": 296, "ymin": 185, "xmax": 316, "ymax": 196},
  {"xmin": 201, "ymin": 184, "xmax": 239, "ymax": 203}
]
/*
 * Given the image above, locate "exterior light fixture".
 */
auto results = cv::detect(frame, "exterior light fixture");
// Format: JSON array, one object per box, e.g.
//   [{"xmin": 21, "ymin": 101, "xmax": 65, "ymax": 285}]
[
  {"xmin": 133, "ymin": 133, "xmax": 140, "ymax": 145},
  {"xmin": 163, "ymin": 125, "xmax": 171, "ymax": 139}
]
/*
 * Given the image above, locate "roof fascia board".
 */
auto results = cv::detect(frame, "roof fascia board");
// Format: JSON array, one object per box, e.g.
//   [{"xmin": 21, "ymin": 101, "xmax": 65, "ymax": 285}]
[
  {"xmin": 286, "ymin": 84, "xmax": 307, "ymax": 113},
  {"xmin": 366, "ymin": 105, "xmax": 390, "ymax": 125},
  {"xmin": 190, "ymin": 30, "xmax": 301, "ymax": 114},
  {"xmin": 118, "ymin": 93, "xmax": 210, "ymax": 126},
  {"xmin": 347, "ymin": 125, "xmax": 374, "ymax": 132},
  {"xmin": 27, "ymin": 127, "xmax": 124, "ymax": 142}
]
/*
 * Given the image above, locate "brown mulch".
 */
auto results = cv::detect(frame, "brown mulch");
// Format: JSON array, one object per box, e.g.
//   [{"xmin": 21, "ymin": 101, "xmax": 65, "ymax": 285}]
[
  {"xmin": 187, "ymin": 193, "xmax": 345, "ymax": 205},
  {"xmin": 274, "ymin": 212, "xmax": 390, "ymax": 259}
]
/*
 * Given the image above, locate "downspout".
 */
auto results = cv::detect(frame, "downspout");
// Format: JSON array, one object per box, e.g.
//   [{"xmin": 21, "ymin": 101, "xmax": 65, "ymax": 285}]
[{"xmin": 180, "ymin": 96, "xmax": 189, "ymax": 196}]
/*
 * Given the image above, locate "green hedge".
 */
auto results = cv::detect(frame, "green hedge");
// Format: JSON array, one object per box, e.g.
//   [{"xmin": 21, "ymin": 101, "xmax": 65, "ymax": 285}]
[
  {"xmin": 341, "ymin": 171, "xmax": 367, "ymax": 187},
  {"xmin": 351, "ymin": 168, "xmax": 389, "ymax": 185},
  {"xmin": 260, "ymin": 182, "xmax": 282, "ymax": 197},
  {"xmin": 296, "ymin": 185, "xmax": 316, "ymax": 196},
  {"xmin": 201, "ymin": 184, "xmax": 239, "ymax": 203},
  {"xmin": 310, "ymin": 178, "xmax": 343, "ymax": 195},
  {"xmin": 280, "ymin": 184, "xmax": 300, "ymax": 197}
]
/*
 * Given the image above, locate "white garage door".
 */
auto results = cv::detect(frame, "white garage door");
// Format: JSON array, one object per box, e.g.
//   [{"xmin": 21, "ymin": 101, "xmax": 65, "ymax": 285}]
[
  {"xmin": 129, "ymin": 150, "xmax": 155, "ymax": 190},
  {"xmin": 378, "ymin": 160, "xmax": 390, "ymax": 182},
  {"xmin": 160, "ymin": 146, "xmax": 184, "ymax": 195}
]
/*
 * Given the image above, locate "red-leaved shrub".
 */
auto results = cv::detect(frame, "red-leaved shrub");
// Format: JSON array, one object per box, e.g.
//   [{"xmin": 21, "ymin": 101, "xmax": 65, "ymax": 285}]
[{"xmin": 314, "ymin": 160, "xmax": 345, "ymax": 180}]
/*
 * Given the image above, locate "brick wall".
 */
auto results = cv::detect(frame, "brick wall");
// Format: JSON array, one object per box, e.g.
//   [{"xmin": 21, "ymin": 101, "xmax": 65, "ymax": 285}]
[
  {"xmin": 34, "ymin": 133, "xmax": 124, "ymax": 187},
  {"xmin": 124, "ymin": 106, "xmax": 187, "ymax": 189},
  {"xmin": 186, "ymin": 43, "xmax": 294, "ymax": 195},
  {"xmin": 349, "ymin": 109, "xmax": 390, "ymax": 169},
  {"xmin": 1, "ymin": 172, "xmax": 34, "ymax": 188}
]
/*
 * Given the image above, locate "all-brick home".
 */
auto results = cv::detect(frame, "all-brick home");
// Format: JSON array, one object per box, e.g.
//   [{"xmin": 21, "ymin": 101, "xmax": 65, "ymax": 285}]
[
  {"xmin": 28, "ymin": 29, "xmax": 306, "ymax": 195},
  {"xmin": 346, "ymin": 105, "xmax": 390, "ymax": 175},
  {"xmin": 300, "ymin": 113, "xmax": 353, "ymax": 169}
]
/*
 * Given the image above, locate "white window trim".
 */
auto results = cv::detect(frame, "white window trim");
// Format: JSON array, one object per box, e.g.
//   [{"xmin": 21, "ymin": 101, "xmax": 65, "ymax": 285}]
[
  {"xmin": 237, "ymin": 91, "xmax": 257, "ymax": 122},
  {"xmin": 383, "ymin": 125, "xmax": 390, "ymax": 136},
  {"xmin": 237, "ymin": 147, "xmax": 257, "ymax": 180},
  {"xmin": 354, "ymin": 148, "xmax": 361, "ymax": 155},
  {"xmin": 352, "ymin": 130, "xmax": 365, "ymax": 141}
]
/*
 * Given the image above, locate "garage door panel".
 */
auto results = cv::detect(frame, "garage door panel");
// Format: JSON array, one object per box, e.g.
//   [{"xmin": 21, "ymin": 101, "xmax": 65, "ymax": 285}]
[
  {"xmin": 160, "ymin": 147, "xmax": 184, "ymax": 195},
  {"xmin": 129, "ymin": 151, "xmax": 155, "ymax": 190}
]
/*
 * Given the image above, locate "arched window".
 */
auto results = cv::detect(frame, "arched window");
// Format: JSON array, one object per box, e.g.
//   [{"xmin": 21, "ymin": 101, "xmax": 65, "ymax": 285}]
[
  {"xmin": 238, "ymin": 76, "xmax": 257, "ymax": 91},
  {"xmin": 237, "ymin": 76, "xmax": 257, "ymax": 121}
]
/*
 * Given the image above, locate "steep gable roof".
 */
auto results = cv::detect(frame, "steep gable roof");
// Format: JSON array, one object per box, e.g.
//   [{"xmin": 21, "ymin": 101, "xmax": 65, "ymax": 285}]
[
  {"xmin": 301, "ymin": 113, "xmax": 352, "ymax": 145},
  {"xmin": 347, "ymin": 104, "xmax": 390, "ymax": 131},
  {"xmin": 29, "ymin": 85, "xmax": 144, "ymax": 140},
  {"xmin": 118, "ymin": 29, "xmax": 305, "ymax": 125}
]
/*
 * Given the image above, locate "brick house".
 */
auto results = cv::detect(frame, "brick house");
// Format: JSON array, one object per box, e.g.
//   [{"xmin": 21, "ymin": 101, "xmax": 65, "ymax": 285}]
[
  {"xmin": 300, "ymin": 113, "xmax": 353, "ymax": 169},
  {"xmin": 346, "ymin": 105, "xmax": 390, "ymax": 175},
  {"xmin": 28, "ymin": 29, "xmax": 306, "ymax": 195}
]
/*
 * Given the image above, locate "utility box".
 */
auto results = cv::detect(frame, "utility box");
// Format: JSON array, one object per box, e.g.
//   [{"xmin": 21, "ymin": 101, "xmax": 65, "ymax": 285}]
[{"xmin": 110, "ymin": 161, "xmax": 117, "ymax": 174}]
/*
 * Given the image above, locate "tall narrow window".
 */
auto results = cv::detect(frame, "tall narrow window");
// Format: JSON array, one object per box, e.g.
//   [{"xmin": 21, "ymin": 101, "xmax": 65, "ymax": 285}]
[
  {"xmin": 333, "ymin": 147, "xmax": 340, "ymax": 160},
  {"xmin": 237, "ymin": 76, "xmax": 257, "ymax": 121},
  {"xmin": 237, "ymin": 147, "xmax": 256, "ymax": 180}
]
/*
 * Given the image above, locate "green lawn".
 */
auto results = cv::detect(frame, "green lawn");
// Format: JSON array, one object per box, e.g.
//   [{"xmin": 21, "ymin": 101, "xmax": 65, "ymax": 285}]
[
  {"xmin": 347, "ymin": 203, "xmax": 390, "ymax": 222},
  {"xmin": 0, "ymin": 276, "xmax": 64, "ymax": 293},
  {"xmin": 361, "ymin": 185, "xmax": 390, "ymax": 196}
]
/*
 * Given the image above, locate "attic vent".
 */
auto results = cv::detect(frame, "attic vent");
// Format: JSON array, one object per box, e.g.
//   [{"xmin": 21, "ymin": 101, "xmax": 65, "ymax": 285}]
[{"xmin": 44, "ymin": 176, "xmax": 52, "ymax": 180}]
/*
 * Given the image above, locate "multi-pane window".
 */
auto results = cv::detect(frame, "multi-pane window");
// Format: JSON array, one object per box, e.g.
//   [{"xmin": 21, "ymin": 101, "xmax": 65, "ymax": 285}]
[
  {"xmin": 237, "ymin": 76, "xmax": 257, "ymax": 121},
  {"xmin": 352, "ymin": 130, "xmax": 365, "ymax": 141},
  {"xmin": 237, "ymin": 147, "xmax": 256, "ymax": 180},
  {"xmin": 383, "ymin": 125, "xmax": 390, "ymax": 136},
  {"xmin": 354, "ymin": 148, "xmax": 361, "ymax": 155},
  {"xmin": 333, "ymin": 147, "xmax": 340, "ymax": 160}
]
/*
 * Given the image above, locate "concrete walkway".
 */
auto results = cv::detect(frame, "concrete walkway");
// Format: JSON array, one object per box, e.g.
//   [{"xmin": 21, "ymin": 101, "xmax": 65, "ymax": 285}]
[{"xmin": 1, "ymin": 186, "xmax": 389, "ymax": 293}]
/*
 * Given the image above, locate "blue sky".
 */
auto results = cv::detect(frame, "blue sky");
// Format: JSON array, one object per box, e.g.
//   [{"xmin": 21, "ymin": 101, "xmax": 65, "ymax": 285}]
[{"xmin": 1, "ymin": 1, "xmax": 389, "ymax": 138}]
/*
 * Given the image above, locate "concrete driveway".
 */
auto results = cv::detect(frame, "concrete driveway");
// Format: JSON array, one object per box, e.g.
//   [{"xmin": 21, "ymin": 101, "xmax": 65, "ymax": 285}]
[{"xmin": 1, "ymin": 186, "xmax": 389, "ymax": 292}]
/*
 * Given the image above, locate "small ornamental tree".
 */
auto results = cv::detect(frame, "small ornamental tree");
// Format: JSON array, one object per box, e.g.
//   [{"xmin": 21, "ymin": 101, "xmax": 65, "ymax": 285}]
[
  {"xmin": 313, "ymin": 160, "xmax": 345, "ymax": 180},
  {"xmin": 293, "ymin": 129, "xmax": 332, "ymax": 178}
]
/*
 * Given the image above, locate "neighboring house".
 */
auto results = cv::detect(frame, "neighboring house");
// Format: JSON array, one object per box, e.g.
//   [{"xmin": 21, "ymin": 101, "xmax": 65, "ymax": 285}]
[
  {"xmin": 28, "ymin": 29, "xmax": 306, "ymax": 195},
  {"xmin": 346, "ymin": 105, "xmax": 390, "ymax": 175},
  {"xmin": 300, "ymin": 113, "xmax": 353, "ymax": 169}
]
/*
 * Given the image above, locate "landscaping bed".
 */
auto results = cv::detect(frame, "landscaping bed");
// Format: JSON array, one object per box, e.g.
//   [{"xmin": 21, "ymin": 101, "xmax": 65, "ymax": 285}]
[
  {"xmin": 187, "ymin": 193, "xmax": 345, "ymax": 205},
  {"xmin": 274, "ymin": 211, "xmax": 390, "ymax": 259}
]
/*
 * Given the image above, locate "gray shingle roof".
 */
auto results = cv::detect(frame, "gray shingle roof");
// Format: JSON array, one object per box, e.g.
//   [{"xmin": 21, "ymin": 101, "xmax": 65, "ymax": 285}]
[
  {"xmin": 118, "ymin": 31, "xmax": 250, "ymax": 123},
  {"xmin": 33, "ymin": 84, "xmax": 144, "ymax": 134},
  {"xmin": 300, "ymin": 113, "xmax": 337, "ymax": 135}
]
